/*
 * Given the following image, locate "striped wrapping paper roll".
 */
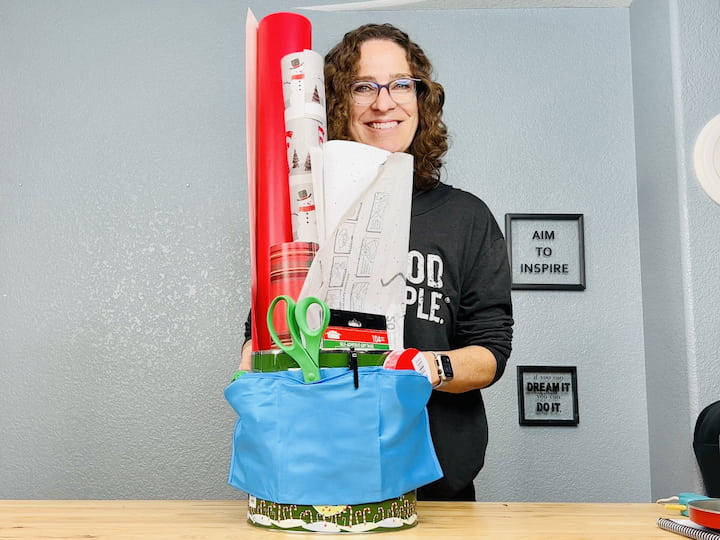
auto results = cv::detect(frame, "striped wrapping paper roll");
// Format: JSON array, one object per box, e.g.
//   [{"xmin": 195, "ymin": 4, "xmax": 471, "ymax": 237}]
[
  {"xmin": 252, "ymin": 12, "xmax": 312, "ymax": 351},
  {"xmin": 268, "ymin": 241, "xmax": 319, "ymax": 346}
]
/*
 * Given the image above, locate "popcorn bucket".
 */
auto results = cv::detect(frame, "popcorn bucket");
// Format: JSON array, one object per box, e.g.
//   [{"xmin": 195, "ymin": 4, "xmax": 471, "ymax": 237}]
[{"xmin": 224, "ymin": 350, "xmax": 442, "ymax": 533}]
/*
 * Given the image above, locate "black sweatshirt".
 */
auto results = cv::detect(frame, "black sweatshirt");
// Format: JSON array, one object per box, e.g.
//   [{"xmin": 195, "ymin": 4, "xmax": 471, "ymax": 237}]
[
  {"xmin": 243, "ymin": 181, "xmax": 513, "ymax": 491},
  {"xmin": 406, "ymin": 182, "xmax": 513, "ymax": 491}
]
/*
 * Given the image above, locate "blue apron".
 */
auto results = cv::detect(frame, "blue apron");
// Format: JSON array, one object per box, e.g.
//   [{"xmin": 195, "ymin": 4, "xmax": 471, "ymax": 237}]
[{"xmin": 224, "ymin": 366, "xmax": 442, "ymax": 505}]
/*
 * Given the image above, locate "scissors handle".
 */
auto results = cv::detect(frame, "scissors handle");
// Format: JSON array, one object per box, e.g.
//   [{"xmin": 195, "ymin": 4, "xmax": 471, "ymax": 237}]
[
  {"xmin": 266, "ymin": 295, "xmax": 297, "ymax": 350},
  {"xmin": 294, "ymin": 296, "xmax": 331, "ymax": 360},
  {"xmin": 266, "ymin": 295, "xmax": 326, "ymax": 383}
]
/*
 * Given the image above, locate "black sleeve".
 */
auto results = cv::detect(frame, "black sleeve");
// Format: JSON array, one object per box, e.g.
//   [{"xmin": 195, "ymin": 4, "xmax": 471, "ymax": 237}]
[
  {"xmin": 244, "ymin": 309, "xmax": 252, "ymax": 346},
  {"xmin": 454, "ymin": 218, "xmax": 514, "ymax": 386}
]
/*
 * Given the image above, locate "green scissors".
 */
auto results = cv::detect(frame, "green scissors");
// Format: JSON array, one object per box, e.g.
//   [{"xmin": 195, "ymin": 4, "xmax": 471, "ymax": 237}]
[{"xmin": 267, "ymin": 295, "xmax": 330, "ymax": 383}]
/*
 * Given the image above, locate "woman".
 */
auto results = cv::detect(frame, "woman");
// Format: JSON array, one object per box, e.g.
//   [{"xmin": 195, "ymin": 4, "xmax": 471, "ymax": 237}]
[{"xmin": 242, "ymin": 23, "xmax": 513, "ymax": 501}]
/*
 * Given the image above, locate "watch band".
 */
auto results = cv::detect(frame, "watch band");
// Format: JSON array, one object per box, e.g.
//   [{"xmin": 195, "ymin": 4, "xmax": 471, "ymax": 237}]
[{"xmin": 432, "ymin": 352, "xmax": 453, "ymax": 388}]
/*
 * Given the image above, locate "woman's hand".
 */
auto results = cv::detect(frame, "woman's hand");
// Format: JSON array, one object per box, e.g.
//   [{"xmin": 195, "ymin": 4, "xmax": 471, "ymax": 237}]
[{"xmin": 239, "ymin": 340, "xmax": 253, "ymax": 371}]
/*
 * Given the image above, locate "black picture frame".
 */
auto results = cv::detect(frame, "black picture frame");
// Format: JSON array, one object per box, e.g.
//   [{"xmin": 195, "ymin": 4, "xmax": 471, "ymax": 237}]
[
  {"xmin": 517, "ymin": 366, "xmax": 579, "ymax": 426},
  {"xmin": 505, "ymin": 213, "xmax": 586, "ymax": 290}
]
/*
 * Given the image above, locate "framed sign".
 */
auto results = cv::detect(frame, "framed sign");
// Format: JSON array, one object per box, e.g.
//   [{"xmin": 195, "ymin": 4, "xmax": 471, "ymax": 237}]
[
  {"xmin": 505, "ymin": 213, "xmax": 586, "ymax": 290},
  {"xmin": 517, "ymin": 366, "xmax": 579, "ymax": 426}
]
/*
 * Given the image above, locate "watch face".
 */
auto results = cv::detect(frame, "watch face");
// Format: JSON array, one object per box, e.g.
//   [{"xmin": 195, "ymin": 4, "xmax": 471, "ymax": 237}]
[{"xmin": 440, "ymin": 354, "xmax": 454, "ymax": 379}]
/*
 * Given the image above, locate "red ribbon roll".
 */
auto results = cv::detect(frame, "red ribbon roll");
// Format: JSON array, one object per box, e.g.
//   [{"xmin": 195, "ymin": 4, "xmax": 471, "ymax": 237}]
[{"xmin": 252, "ymin": 13, "xmax": 312, "ymax": 351}]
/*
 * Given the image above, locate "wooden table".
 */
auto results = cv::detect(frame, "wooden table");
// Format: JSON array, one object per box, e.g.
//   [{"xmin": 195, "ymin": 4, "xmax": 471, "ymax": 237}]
[{"xmin": 0, "ymin": 500, "xmax": 681, "ymax": 539}]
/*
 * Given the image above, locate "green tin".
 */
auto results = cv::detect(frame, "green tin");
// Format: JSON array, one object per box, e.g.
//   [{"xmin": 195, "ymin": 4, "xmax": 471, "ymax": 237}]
[{"xmin": 247, "ymin": 491, "xmax": 418, "ymax": 533}]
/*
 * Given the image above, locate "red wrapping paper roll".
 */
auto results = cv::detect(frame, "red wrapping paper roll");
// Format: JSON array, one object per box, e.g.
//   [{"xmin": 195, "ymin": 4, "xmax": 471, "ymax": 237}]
[{"xmin": 252, "ymin": 13, "xmax": 312, "ymax": 351}]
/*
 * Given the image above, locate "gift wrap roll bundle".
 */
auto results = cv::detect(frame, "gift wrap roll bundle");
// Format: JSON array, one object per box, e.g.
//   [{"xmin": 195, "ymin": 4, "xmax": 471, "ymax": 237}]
[{"xmin": 265, "ymin": 49, "xmax": 325, "ymax": 348}]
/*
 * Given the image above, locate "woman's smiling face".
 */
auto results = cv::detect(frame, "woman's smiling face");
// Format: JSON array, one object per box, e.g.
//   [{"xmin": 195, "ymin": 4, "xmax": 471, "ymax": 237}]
[{"xmin": 347, "ymin": 39, "xmax": 419, "ymax": 154}]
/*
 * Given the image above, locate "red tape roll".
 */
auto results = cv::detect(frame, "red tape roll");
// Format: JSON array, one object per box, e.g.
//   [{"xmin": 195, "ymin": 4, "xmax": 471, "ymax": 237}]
[{"xmin": 252, "ymin": 13, "xmax": 312, "ymax": 351}]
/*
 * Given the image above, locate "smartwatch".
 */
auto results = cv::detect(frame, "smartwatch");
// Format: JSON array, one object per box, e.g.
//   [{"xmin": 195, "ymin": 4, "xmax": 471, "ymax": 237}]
[{"xmin": 432, "ymin": 352, "xmax": 454, "ymax": 388}]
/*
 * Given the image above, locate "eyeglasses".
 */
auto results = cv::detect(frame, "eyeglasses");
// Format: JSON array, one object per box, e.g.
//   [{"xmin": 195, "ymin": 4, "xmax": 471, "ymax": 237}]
[{"xmin": 349, "ymin": 78, "xmax": 421, "ymax": 105}]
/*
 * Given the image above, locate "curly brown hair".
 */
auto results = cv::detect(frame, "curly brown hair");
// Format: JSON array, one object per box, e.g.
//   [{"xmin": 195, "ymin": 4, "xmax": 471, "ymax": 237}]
[{"xmin": 324, "ymin": 23, "xmax": 448, "ymax": 191}]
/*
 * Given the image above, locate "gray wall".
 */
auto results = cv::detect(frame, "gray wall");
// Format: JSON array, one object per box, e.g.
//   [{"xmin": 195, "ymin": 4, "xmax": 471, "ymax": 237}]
[
  {"xmin": 631, "ymin": 0, "xmax": 693, "ymax": 502},
  {"xmin": 1, "ymin": 0, "xmax": 248, "ymax": 499},
  {"xmin": 675, "ymin": 0, "xmax": 720, "ymax": 438},
  {"xmin": 1, "ymin": 0, "xmax": 718, "ymax": 502},
  {"xmin": 631, "ymin": 0, "xmax": 720, "ymax": 500}
]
